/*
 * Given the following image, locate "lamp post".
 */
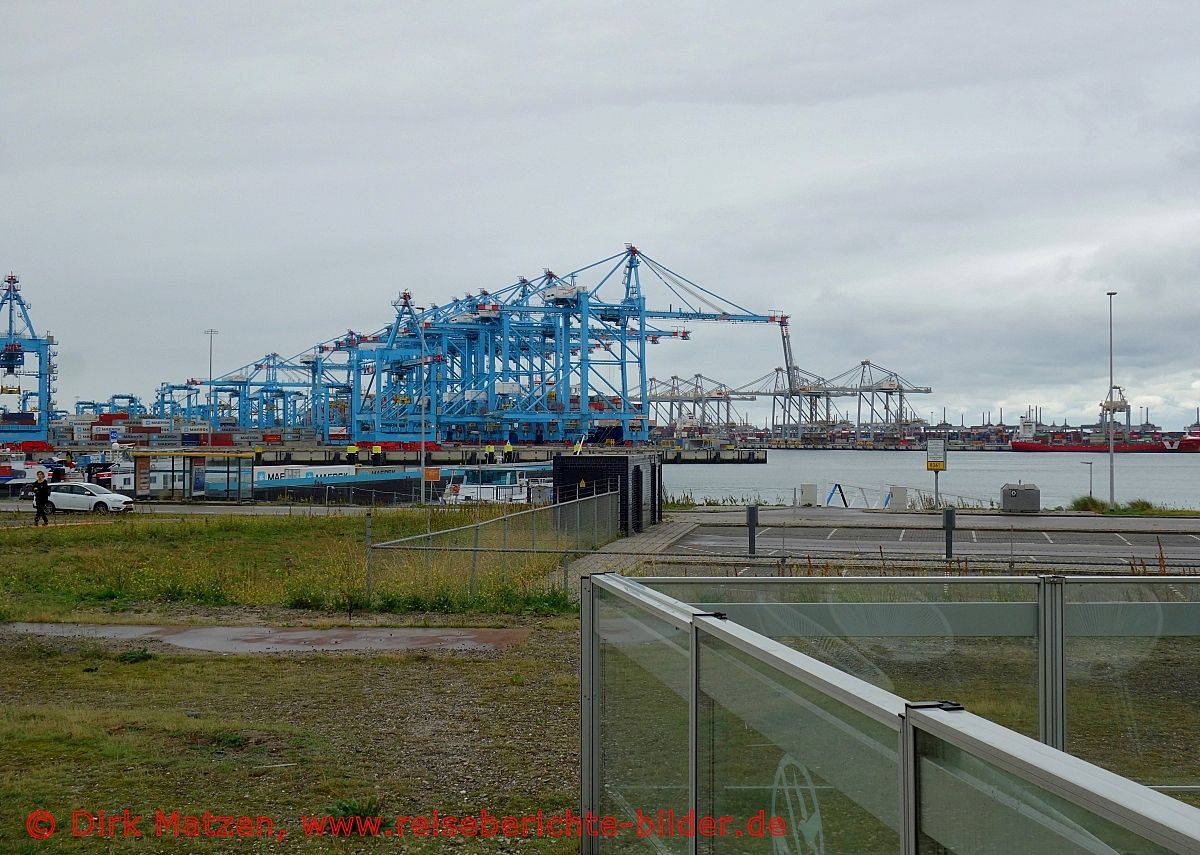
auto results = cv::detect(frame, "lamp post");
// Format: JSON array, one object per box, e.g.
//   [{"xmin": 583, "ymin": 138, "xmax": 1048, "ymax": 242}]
[
  {"xmin": 1081, "ymin": 460, "xmax": 1093, "ymax": 499},
  {"xmin": 1106, "ymin": 292, "xmax": 1117, "ymax": 507},
  {"xmin": 417, "ymin": 324, "xmax": 428, "ymax": 505},
  {"xmin": 204, "ymin": 329, "xmax": 219, "ymax": 425}
]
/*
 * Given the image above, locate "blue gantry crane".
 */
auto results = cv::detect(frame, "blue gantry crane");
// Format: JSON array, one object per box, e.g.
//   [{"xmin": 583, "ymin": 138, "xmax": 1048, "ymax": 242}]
[
  {"xmin": 195, "ymin": 353, "xmax": 315, "ymax": 429},
  {"xmin": 335, "ymin": 245, "xmax": 779, "ymax": 444},
  {"xmin": 0, "ymin": 273, "xmax": 57, "ymax": 444},
  {"xmin": 144, "ymin": 246, "xmax": 779, "ymax": 445}
]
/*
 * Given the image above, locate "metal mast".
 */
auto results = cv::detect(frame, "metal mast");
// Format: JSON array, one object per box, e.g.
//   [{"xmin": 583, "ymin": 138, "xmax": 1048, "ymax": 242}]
[{"xmin": 0, "ymin": 273, "xmax": 57, "ymax": 445}]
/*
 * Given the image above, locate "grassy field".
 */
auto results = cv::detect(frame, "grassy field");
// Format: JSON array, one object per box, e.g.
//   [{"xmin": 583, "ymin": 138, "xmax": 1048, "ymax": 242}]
[
  {"xmin": 3, "ymin": 503, "xmax": 1197, "ymax": 853},
  {"xmin": 0, "ymin": 508, "xmax": 576, "ymax": 622},
  {"xmin": 0, "ymin": 620, "xmax": 581, "ymax": 854}
]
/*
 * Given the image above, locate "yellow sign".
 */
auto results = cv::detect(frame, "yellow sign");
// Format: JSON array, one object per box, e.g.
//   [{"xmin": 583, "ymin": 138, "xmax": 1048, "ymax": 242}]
[
  {"xmin": 927, "ymin": 461, "xmax": 946, "ymax": 472},
  {"xmin": 423, "ymin": 467, "xmax": 441, "ymax": 482}
]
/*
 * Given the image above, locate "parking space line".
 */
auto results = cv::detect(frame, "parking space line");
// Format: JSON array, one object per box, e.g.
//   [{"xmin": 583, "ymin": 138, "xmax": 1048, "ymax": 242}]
[
  {"xmin": 898, "ymin": 529, "xmax": 906, "ymax": 542},
  {"xmin": 1042, "ymin": 531, "xmax": 1054, "ymax": 544},
  {"xmin": 826, "ymin": 528, "xmax": 838, "ymax": 539},
  {"xmin": 1114, "ymin": 533, "xmax": 1132, "ymax": 546},
  {"xmin": 971, "ymin": 530, "xmax": 978, "ymax": 543}
]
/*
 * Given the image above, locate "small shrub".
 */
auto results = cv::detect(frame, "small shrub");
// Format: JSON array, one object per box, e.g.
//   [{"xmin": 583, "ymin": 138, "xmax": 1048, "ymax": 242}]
[
  {"xmin": 283, "ymin": 586, "xmax": 326, "ymax": 611},
  {"xmin": 115, "ymin": 648, "xmax": 155, "ymax": 664},
  {"xmin": 331, "ymin": 589, "xmax": 370, "ymax": 614},
  {"xmin": 327, "ymin": 796, "xmax": 386, "ymax": 820},
  {"xmin": 1125, "ymin": 498, "xmax": 1155, "ymax": 513},
  {"xmin": 207, "ymin": 731, "xmax": 249, "ymax": 749},
  {"xmin": 375, "ymin": 592, "xmax": 419, "ymax": 613}
]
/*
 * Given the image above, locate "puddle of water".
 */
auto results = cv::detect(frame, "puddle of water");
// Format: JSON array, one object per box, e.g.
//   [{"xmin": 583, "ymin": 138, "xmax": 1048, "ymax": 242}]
[{"xmin": 7, "ymin": 623, "xmax": 530, "ymax": 654}]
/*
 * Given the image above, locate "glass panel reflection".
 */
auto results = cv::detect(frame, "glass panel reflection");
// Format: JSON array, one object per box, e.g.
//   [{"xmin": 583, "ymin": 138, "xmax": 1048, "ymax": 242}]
[{"xmin": 697, "ymin": 631, "xmax": 901, "ymax": 854}]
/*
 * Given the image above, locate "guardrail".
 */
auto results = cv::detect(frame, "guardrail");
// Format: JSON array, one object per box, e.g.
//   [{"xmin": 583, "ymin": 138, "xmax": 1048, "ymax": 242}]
[{"xmin": 582, "ymin": 573, "xmax": 1200, "ymax": 854}]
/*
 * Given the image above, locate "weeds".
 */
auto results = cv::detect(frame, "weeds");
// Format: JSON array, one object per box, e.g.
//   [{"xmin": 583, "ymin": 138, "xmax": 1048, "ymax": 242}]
[
  {"xmin": 1069, "ymin": 496, "xmax": 1200, "ymax": 516},
  {"xmin": 326, "ymin": 795, "xmax": 387, "ymax": 820}
]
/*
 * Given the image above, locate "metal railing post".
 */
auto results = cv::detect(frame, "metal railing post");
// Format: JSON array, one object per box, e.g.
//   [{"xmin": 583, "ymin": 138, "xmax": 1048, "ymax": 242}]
[
  {"xmin": 580, "ymin": 576, "xmax": 598, "ymax": 854},
  {"xmin": 1038, "ymin": 575, "xmax": 1067, "ymax": 749},
  {"xmin": 689, "ymin": 618, "xmax": 700, "ymax": 855},
  {"xmin": 902, "ymin": 700, "xmax": 963, "ymax": 855},
  {"xmin": 900, "ymin": 707, "xmax": 918, "ymax": 855}
]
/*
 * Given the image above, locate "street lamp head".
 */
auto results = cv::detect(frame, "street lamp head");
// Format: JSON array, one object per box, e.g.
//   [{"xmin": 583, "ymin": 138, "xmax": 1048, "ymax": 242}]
[{"xmin": 1106, "ymin": 291, "xmax": 1117, "ymax": 297}]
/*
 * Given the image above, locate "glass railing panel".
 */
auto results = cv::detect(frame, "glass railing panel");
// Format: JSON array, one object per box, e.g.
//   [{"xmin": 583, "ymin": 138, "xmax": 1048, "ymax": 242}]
[
  {"xmin": 653, "ymin": 579, "xmax": 1040, "ymax": 736},
  {"xmin": 1065, "ymin": 580, "xmax": 1200, "ymax": 808},
  {"xmin": 916, "ymin": 727, "xmax": 1184, "ymax": 854},
  {"xmin": 696, "ymin": 629, "xmax": 901, "ymax": 854},
  {"xmin": 595, "ymin": 586, "xmax": 690, "ymax": 853}
]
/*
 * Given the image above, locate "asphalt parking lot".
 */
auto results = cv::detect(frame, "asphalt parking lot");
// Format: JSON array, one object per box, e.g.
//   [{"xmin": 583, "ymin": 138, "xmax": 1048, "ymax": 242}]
[{"xmin": 668, "ymin": 508, "xmax": 1200, "ymax": 566}]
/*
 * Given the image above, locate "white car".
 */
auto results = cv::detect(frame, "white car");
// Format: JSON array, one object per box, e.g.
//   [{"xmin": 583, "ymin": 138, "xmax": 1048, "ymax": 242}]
[{"xmin": 44, "ymin": 483, "xmax": 135, "ymax": 514}]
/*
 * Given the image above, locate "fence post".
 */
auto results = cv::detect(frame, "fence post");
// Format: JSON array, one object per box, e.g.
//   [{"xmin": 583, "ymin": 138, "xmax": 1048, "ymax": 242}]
[
  {"xmin": 592, "ymin": 493, "xmax": 599, "ymax": 548},
  {"xmin": 470, "ymin": 523, "xmax": 480, "ymax": 598},
  {"xmin": 365, "ymin": 509, "xmax": 374, "ymax": 602},
  {"xmin": 575, "ymin": 498, "xmax": 582, "ymax": 551}
]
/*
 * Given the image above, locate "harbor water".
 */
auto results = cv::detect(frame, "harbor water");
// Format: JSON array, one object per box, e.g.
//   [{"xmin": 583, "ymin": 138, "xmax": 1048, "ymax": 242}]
[{"xmin": 663, "ymin": 450, "xmax": 1200, "ymax": 509}]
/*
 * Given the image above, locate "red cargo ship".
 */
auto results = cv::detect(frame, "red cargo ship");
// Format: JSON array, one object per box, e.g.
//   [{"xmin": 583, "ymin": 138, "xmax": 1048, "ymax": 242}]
[{"xmin": 1011, "ymin": 432, "xmax": 1200, "ymax": 453}]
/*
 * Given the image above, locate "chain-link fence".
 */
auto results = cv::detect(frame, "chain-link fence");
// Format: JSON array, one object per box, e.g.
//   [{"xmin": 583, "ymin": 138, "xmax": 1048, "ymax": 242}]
[{"xmin": 368, "ymin": 490, "xmax": 621, "ymax": 605}]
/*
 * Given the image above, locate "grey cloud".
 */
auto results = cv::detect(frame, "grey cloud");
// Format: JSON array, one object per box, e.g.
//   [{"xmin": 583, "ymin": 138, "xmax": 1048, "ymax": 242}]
[{"xmin": 4, "ymin": 1, "xmax": 1200, "ymax": 428}]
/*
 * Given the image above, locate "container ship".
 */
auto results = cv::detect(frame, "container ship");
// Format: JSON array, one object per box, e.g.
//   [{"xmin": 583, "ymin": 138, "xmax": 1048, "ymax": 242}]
[
  {"xmin": 1010, "ymin": 414, "xmax": 1200, "ymax": 452},
  {"xmin": 1010, "ymin": 435, "xmax": 1200, "ymax": 452}
]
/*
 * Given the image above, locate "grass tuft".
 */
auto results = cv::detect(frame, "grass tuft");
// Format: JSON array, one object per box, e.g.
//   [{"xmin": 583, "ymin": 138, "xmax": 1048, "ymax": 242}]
[
  {"xmin": 327, "ymin": 795, "xmax": 387, "ymax": 819},
  {"xmin": 114, "ymin": 647, "xmax": 155, "ymax": 664}
]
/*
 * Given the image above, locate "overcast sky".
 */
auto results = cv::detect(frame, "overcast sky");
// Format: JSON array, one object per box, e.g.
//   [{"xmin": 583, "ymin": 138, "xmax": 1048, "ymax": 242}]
[{"xmin": 4, "ymin": 1, "xmax": 1200, "ymax": 428}]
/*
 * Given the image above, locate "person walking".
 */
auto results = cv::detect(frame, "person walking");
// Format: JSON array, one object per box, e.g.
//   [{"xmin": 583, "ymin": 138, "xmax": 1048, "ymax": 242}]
[
  {"xmin": 32, "ymin": 470, "xmax": 51, "ymax": 526},
  {"xmin": 503, "ymin": 440, "xmax": 514, "ymax": 463}
]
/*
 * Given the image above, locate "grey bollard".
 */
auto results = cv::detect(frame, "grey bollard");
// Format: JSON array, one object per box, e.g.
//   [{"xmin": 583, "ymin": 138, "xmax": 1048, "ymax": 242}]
[
  {"xmin": 747, "ymin": 504, "xmax": 759, "ymax": 555},
  {"xmin": 943, "ymin": 507, "xmax": 956, "ymax": 559}
]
